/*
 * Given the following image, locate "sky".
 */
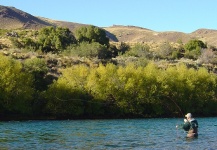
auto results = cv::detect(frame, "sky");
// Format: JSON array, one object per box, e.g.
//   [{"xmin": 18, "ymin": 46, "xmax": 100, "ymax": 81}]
[{"xmin": 1, "ymin": 0, "xmax": 217, "ymax": 33}]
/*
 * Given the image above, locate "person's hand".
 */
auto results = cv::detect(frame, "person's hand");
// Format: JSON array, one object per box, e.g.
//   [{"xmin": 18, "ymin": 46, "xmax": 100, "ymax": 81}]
[{"xmin": 184, "ymin": 119, "xmax": 187, "ymax": 122}]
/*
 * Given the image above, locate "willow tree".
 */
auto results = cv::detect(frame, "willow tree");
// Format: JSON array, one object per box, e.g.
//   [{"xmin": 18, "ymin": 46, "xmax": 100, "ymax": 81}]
[
  {"xmin": 45, "ymin": 65, "xmax": 91, "ymax": 117},
  {"xmin": 0, "ymin": 54, "xmax": 34, "ymax": 114}
]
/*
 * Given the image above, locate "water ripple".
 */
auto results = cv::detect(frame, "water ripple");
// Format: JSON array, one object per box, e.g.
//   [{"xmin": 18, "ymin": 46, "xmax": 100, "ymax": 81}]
[{"xmin": 0, "ymin": 118, "xmax": 216, "ymax": 149}]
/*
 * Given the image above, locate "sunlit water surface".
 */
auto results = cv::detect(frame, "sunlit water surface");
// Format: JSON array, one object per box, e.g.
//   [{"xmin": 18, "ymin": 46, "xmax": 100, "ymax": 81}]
[{"xmin": 0, "ymin": 118, "xmax": 216, "ymax": 149}]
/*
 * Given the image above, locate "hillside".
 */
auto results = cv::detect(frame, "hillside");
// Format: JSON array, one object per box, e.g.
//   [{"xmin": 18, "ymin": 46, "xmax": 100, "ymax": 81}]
[
  {"xmin": 0, "ymin": 5, "xmax": 52, "ymax": 29},
  {"xmin": 104, "ymin": 25, "xmax": 217, "ymax": 47},
  {"xmin": 1, "ymin": 5, "xmax": 217, "ymax": 47}
]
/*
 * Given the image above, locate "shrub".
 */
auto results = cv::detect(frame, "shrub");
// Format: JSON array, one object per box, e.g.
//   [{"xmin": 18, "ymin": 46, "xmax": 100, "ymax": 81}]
[
  {"xmin": 124, "ymin": 43, "xmax": 150, "ymax": 58},
  {"xmin": 38, "ymin": 26, "xmax": 76, "ymax": 53},
  {"xmin": 184, "ymin": 39, "xmax": 207, "ymax": 59},
  {"xmin": 156, "ymin": 42, "xmax": 175, "ymax": 59},
  {"xmin": 75, "ymin": 25, "xmax": 109, "ymax": 47},
  {"xmin": 65, "ymin": 42, "xmax": 109, "ymax": 59}
]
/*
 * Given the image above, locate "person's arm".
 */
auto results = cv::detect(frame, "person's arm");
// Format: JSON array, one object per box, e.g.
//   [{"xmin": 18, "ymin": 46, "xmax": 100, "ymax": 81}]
[
  {"xmin": 182, "ymin": 119, "xmax": 191, "ymax": 131},
  {"xmin": 176, "ymin": 119, "xmax": 190, "ymax": 130}
]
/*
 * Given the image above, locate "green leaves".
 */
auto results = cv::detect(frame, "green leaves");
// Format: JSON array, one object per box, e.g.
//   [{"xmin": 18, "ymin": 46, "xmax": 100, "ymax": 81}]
[
  {"xmin": 184, "ymin": 39, "xmax": 207, "ymax": 51},
  {"xmin": 38, "ymin": 26, "xmax": 76, "ymax": 52},
  {"xmin": 184, "ymin": 39, "xmax": 207, "ymax": 59},
  {"xmin": 75, "ymin": 25, "xmax": 109, "ymax": 47},
  {"xmin": 65, "ymin": 42, "xmax": 108, "ymax": 58},
  {"xmin": 0, "ymin": 54, "xmax": 34, "ymax": 114},
  {"xmin": 125, "ymin": 43, "xmax": 150, "ymax": 57},
  {"xmin": 1, "ymin": 52, "xmax": 216, "ymax": 118},
  {"xmin": 45, "ymin": 62, "xmax": 217, "ymax": 117}
]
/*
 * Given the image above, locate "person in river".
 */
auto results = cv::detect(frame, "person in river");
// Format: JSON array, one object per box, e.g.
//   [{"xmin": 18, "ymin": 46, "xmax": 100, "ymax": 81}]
[{"xmin": 182, "ymin": 113, "xmax": 198, "ymax": 138}]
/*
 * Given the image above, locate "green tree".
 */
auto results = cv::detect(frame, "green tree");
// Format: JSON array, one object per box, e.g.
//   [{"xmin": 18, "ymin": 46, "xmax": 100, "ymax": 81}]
[
  {"xmin": 185, "ymin": 39, "xmax": 207, "ymax": 51},
  {"xmin": 23, "ymin": 58, "xmax": 48, "ymax": 91},
  {"xmin": 86, "ymin": 63, "xmax": 120, "ymax": 116},
  {"xmin": 75, "ymin": 25, "xmax": 109, "ymax": 47},
  {"xmin": 45, "ymin": 62, "xmax": 217, "ymax": 118},
  {"xmin": 38, "ymin": 26, "xmax": 76, "ymax": 52},
  {"xmin": 184, "ymin": 39, "xmax": 207, "ymax": 59},
  {"xmin": 0, "ymin": 54, "xmax": 34, "ymax": 114},
  {"xmin": 46, "ymin": 65, "xmax": 92, "ymax": 117}
]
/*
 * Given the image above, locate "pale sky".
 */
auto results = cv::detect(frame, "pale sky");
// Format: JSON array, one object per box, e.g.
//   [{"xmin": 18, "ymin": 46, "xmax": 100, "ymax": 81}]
[{"xmin": 1, "ymin": 0, "xmax": 217, "ymax": 33}]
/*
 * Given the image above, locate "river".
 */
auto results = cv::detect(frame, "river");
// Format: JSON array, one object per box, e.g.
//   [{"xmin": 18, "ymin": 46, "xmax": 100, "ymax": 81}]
[{"xmin": 0, "ymin": 117, "xmax": 216, "ymax": 149}]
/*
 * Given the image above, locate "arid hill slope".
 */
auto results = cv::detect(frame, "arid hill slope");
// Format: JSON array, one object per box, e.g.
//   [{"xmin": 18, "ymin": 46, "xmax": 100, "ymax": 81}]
[
  {"xmin": 1, "ymin": 5, "xmax": 217, "ymax": 47},
  {"xmin": 0, "ymin": 5, "xmax": 52, "ymax": 29},
  {"xmin": 104, "ymin": 25, "xmax": 217, "ymax": 47}
]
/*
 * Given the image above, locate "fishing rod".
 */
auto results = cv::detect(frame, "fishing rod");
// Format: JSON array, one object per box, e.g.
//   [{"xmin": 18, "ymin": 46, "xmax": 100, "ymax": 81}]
[
  {"xmin": 166, "ymin": 95, "xmax": 184, "ymax": 118},
  {"xmin": 154, "ymin": 93, "xmax": 184, "ymax": 118}
]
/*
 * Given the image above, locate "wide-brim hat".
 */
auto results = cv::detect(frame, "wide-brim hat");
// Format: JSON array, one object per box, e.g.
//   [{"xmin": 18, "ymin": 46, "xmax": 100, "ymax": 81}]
[{"xmin": 185, "ymin": 113, "xmax": 192, "ymax": 118}]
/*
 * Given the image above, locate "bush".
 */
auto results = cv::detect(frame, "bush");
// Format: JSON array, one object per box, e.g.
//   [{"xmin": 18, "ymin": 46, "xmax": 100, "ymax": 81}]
[
  {"xmin": 75, "ymin": 25, "xmax": 109, "ymax": 47},
  {"xmin": 124, "ymin": 43, "xmax": 150, "ymax": 58},
  {"xmin": 156, "ymin": 42, "xmax": 175, "ymax": 59},
  {"xmin": 198, "ymin": 49, "xmax": 217, "ymax": 64},
  {"xmin": 117, "ymin": 42, "xmax": 130, "ymax": 55},
  {"xmin": 65, "ymin": 42, "xmax": 109, "ymax": 59},
  {"xmin": 184, "ymin": 39, "xmax": 207, "ymax": 58},
  {"xmin": 38, "ymin": 26, "xmax": 76, "ymax": 53}
]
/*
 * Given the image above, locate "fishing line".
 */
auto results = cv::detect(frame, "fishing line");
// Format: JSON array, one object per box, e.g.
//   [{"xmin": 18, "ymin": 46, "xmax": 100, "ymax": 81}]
[
  {"xmin": 166, "ymin": 95, "xmax": 184, "ymax": 118},
  {"xmin": 53, "ymin": 92, "xmax": 185, "ymax": 119},
  {"xmin": 54, "ymin": 95, "xmax": 113, "ymax": 105},
  {"xmin": 153, "ymin": 94, "xmax": 184, "ymax": 118}
]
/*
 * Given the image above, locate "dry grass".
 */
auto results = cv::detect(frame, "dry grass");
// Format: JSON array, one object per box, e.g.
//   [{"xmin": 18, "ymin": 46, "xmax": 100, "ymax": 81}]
[
  {"xmin": 0, "ymin": 18, "xmax": 23, "ymax": 29},
  {"xmin": 191, "ymin": 29, "xmax": 217, "ymax": 47},
  {"xmin": 104, "ymin": 25, "xmax": 217, "ymax": 47},
  {"xmin": 0, "ymin": 37, "xmax": 12, "ymax": 47}
]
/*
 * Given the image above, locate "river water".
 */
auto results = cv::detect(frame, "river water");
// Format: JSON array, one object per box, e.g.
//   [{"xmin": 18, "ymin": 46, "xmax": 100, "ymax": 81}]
[{"xmin": 0, "ymin": 117, "xmax": 216, "ymax": 150}]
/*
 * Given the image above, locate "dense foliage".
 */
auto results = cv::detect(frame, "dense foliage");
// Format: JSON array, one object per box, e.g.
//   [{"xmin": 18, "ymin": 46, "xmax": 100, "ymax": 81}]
[
  {"xmin": 1, "ymin": 26, "xmax": 217, "ymax": 120},
  {"xmin": 1, "ymin": 52, "xmax": 217, "ymax": 119},
  {"xmin": 0, "ymin": 54, "xmax": 34, "ymax": 115},
  {"xmin": 44, "ymin": 63, "xmax": 217, "ymax": 118},
  {"xmin": 75, "ymin": 25, "xmax": 109, "ymax": 47},
  {"xmin": 184, "ymin": 39, "xmax": 207, "ymax": 59},
  {"xmin": 9, "ymin": 26, "xmax": 118, "ymax": 59},
  {"xmin": 65, "ymin": 42, "xmax": 113, "ymax": 59},
  {"xmin": 38, "ymin": 26, "xmax": 76, "ymax": 52}
]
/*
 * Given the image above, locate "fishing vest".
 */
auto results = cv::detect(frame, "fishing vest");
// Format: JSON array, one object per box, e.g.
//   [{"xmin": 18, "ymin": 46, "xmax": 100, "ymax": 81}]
[{"xmin": 183, "ymin": 119, "xmax": 198, "ymax": 133}]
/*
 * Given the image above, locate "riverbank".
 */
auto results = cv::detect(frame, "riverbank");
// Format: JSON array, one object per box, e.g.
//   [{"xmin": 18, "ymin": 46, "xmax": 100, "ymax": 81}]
[{"xmin": 1, "ymin": 113, "xmax": 216, "ymax": 121}]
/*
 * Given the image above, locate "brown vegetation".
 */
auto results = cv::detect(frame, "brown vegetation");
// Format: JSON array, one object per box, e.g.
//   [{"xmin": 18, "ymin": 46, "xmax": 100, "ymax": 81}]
[{"xmin": 1, "ymin": 5, "xmax": 217, "ymax": 48}]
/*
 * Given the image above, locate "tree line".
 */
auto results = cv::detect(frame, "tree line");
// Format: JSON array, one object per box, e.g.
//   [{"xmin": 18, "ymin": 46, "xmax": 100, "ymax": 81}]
[
  {"xmin": 6, "ymin": 25, "xmax": 216, "ymax": 62},
  {"xmin": 0, "ymin": 53, "xmax": 217, "ymax": 119},
  {"xmin": 9, "ymin": 25, "xmax": 119, "ymax": 59}
]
